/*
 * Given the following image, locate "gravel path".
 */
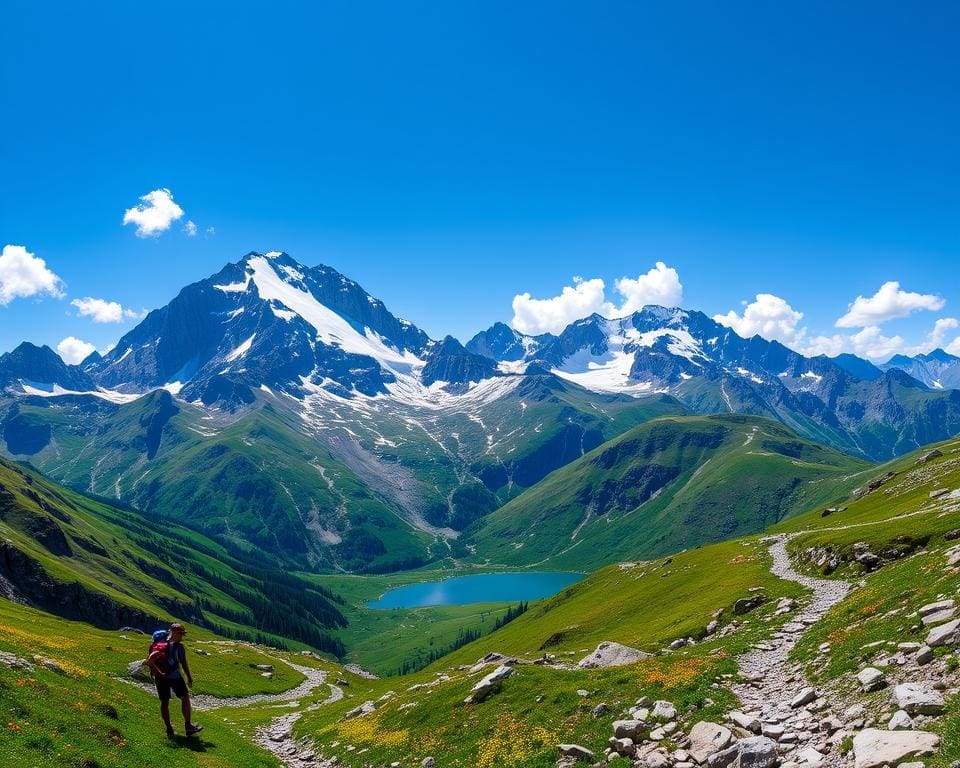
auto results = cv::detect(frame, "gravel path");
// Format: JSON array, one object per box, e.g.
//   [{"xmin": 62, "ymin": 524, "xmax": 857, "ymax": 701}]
[
  {"xmin": 253, "ymin": 681, "xmax": 344, "ymax": 768},
  {"xmin": 732, "ymin": 534, "xmax": 854, "ymax": 766}
]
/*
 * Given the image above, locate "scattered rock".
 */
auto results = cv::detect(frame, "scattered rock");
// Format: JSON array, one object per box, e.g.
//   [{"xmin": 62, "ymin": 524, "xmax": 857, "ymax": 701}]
[
  {"xmin": 925, "ymin": 619, "xmax": 959, "ymax": 647},
  {"xmin": 422, "ymin": 759, "xmax": 435, "ymax": 768},
  {"xmin": 591, "ymin": 703, "xmax": 609, "ymax": 717},
  {"xmin": 729, "ymin": 711, "xmax": 762, "ymax": 733},
  {"xmin": 857, "ymin": 667, "xmax": 887, "ymax": 692},
  {"xmin": 919, "ymin": 599, "xmax": 955, "ymax": 616},
  {"xmin": 852, "ymin": 728, "xmax": 939, "ymax": 768},
  {"xmin": 916, "ymin": 645, "xmax": 934, "ymax": 664},
  {"xmin": 708, "ymin": 736, "xmax": 778, "ymax": 768},
  {"xmin": 464, "ymin": 664, "xmax": 514, "ymax": 704},
  {"xmin": 343, "ymin": 700, "xmax": 376, "ymax": 719},
  {"xmin": 734, "ymin": 596, "xmax": 766, "ymax": 615},
  {"xmin": 127, "ymin": 659, "xmax": 152, "ymax": 682},
  {"xmin": 577, "ymin": 641, "xmax": 652, "ymax": 669},
  {"xmin": 889, "ymin": 710, "xmax": 914, "ymax": 730},
  {"xmin": 916, "ymin": 449, "xmax": 943, "ymax": 464},
  {"xmin": 0, "ymin": 651, "xmax": 34, "ymax": 672},
  {"xmin": 790, "ymin": 687, "xmax": 817, "ymax": 708},
  {"xmin": 651, "ymin": 700, "xmax": 677, "ymax": 721},
  {"xmin": 689, "ymin": 721, "xmax": 734, "ymax": 763},
  {"xmin": 921, "ymin": 609, "xmax": 956, "ymax": 626},
  {"xmin": 557, "ymin": 743, "xmax": 593, "ymax": 761},
  {"xmin": 613, "ymin": 720, "xmax": 646, "ymax": 740},
  {"xmin": 894, "ymin": 683, "xmax": 945, "ymax": 715}
]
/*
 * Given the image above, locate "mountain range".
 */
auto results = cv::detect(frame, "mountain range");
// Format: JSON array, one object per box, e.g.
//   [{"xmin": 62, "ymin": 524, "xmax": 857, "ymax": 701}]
[{"xmin": 2, "ymin": 250, "xmax": 960, "ymax": 571}]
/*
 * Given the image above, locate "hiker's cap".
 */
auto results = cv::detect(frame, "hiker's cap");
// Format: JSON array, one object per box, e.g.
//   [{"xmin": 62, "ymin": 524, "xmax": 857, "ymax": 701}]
[{"xmin": 169, "ymin": 622, "xmax": 186, "ymax": 635}]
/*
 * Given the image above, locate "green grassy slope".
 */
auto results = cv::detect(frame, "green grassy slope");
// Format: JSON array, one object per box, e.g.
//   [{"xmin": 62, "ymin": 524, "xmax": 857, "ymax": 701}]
[
  {"xmin": 0, "ymin": 455, "xmax": 346, "ymax": 655},
  {"xmin": 466, "ymin": 413, "xmax": 871, "ymax": 568}
]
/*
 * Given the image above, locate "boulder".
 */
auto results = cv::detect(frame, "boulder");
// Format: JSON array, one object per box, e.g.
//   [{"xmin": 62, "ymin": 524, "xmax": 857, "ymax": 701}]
[
  {"xmin": 894, "ymin": 683, "xmax": 945, "ymax": 715},
  {"xmin": 915, "ymin": 645, "xmax": 934, "ymax": 664},
  {"xmin": 613, "ymin": 720, "xmax": 646, "ymax": 739},
  {"xmin": 465, "ymin": 664, "xmax": 514, "ymax": 704},
  {"xmin": 557, "ymin": 744, "xmax": 593, "ymax": 761},
  {"xmin": 919, "ymin": 599, "xmax": 955, "ymax": 616},
  {"xmin": 852, "ymin": 728, "xmax": 939, "ymax": 768},
  {"xmin": 651, "ymin": 700, "xmax": 677, "ymax": 721},
  {"xmin": 730, "ymin": 711, "xmax": 762, "ymax": 733},
  {"xmin": 857, "ymin": 667, "xmax": 887, "ymax": 692},
  {"xmin": 689, "ymin": 721, "xmax": 734, "ymax": 763},
  {"xmin": 127, "ymin": 659, "xmax": 152, "ymax": 682},
  {"xmin": 577, "ymin": 641, "xmax": 652, "ymax": 669},
  {"xmin": 734, "ymin": 596, "xmax": 765, "ymax": 615},
  {"xmin": 925, "ymin": 619, "xmax": 959, "ymax": 646},
  {"xmin": 888, "ymin": 710, "xmax": 913, "ymax": 730},
  {"xmin": 790, "ymin": 687, "xmax": 817, "ymax": 708},
  {"xmin": 642, "ymin": 750, "xmax": 671, "ymax": 768},
  {"xmin": 343, "ymin": 700, "xmax": 376, "ymax": 719},
  {"xmin": 708, "ymin": 736, "xmax": 778, "ymax": 768},
  {"xmin": 921, "ymin": 609, "xmax": 956, "ymax": 626}
]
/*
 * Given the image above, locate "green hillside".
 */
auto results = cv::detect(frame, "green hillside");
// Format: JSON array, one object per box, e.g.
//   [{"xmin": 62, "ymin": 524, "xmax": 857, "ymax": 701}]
[
  {"xmin": 466, "ymin": 413, "xmax": 871, "ymax": 568},
  {"xmin": 0, "ymin": 455, "xmax": 346, "ymax": 655}
]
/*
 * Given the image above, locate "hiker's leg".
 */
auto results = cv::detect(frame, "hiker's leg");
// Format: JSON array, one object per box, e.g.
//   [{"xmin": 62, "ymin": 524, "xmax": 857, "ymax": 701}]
[
  {"xmin": 181, "ymin": 691, "xmax": 192, "ymax": 726},
  {"xmin": 160, "ymin": 699, "xmax": 171, "ymax": 729}
]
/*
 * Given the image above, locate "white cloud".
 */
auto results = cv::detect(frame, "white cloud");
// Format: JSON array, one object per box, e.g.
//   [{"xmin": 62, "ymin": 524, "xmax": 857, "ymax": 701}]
[
  {"xmin": 803, "ymin": 326, "xmax": 907, "ymax": 361},
  {"xmin": 184, "ymin": 220, "xmax": 198, "ymax": 237},
  {"xmin": 512, "ymin": 277, "xmax": 613, "ymax": 335},
  {"xmin": 836, "ymin": 281, "xmax": 945, "ymax": 328},
  {"xmin": 714, "ymin": 294, "xmax": 805, "ymax": 345},
  {"xmin": 511, "ymin": 262, "xmax": 684, "ymax": 335},
  {"xmin": 122, "ymin": 188, "xmax": 184, "ymax": 237},
  {"xmin": 205, "ymin": 226, "xmax": 216, "ymax": 236},
  {"xmin": 0, "ymin": 245, "xmax": 65, "ymax": 305},
  {"xmin": 71, "ymin": 296, "xmax": 143, "ymax": 323},
  {"xmin": 56, "ymin": 336, "xmax": 96, "ymax": 365},
  {"xmin": 614, "ymin": 262, "xmax": 683, "ymax": 315},
  {"xmin": 926, "ymin": 317, "xmax": 959, "ymax": 351}
]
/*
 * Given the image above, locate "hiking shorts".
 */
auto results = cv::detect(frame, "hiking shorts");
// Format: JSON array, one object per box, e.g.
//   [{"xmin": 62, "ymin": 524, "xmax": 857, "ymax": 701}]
[{"xmin": 155, "ymin": 676, "xmax": 188, "ymax": 702}]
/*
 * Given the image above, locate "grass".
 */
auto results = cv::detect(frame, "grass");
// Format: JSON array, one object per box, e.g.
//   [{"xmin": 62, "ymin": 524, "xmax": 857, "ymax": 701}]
[
  {"xmin": 0, "ymin": 598, "xmax": 311, "ymax": 767},
  {"xmin": 467, "ymin": 414, "xmax": 869, "ymax": 569}
]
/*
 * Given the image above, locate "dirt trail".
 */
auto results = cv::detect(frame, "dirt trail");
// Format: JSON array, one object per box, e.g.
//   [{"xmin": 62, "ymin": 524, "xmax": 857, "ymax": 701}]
[
  {"xmin": 733, "ymin": 534, "xmax": 852, "ymax": 715},
  {"xmin": 253, "ymin": 681, "xmax": 344, "ymax": 768}
]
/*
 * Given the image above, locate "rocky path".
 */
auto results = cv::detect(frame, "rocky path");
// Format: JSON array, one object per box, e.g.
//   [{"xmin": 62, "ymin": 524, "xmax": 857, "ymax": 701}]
[
  {"xmin": 732, "ymin": 534, "xmax": 855, "ymax": 767},
  {"xmin": 253, "ymin": 680, "xmax": 344, "ymax": 768}
]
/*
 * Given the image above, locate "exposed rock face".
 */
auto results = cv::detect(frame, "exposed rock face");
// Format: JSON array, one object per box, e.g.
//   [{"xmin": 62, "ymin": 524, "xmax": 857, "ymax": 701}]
[
  {"xmin": 852, "ymin": 729, "xmax": 939, "ymax": 768},
  {"xmin": 577, "ymin": 641, "xmax": 652, "ymax": 669}
]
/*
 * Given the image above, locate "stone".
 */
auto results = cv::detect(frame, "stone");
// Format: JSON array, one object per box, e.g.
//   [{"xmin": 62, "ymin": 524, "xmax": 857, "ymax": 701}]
[
  {"xmin": 0, "ymin": 652, "xmax": 34, "ymax": 672},
  {"xmin": 577, "ymin": 641, "xmax": 652, "ymax": 669},
  {"xmin": 422, "ymin": 759, "xmax": 435, "ymax": 768},
  {"xmin": 343, "ymin": 700, "xmax": 376, "ymax": 719},
  {"xmin": 613, "ymin": 720, "xmax": 646, "ymax": 739},
  {"xmin": 845, "ymin": 703, "xmax": 866, "ymax": 720},
  {"xmin": 706, "ymin": 620, "xmax": 719, "ymax": 635},
  {"xmin": 820, "ymin": 717, "xmax": 842, "ymax": 734},
  {"xmin": 253, "ymin": 663, "xmax": 275, "ymax": 671},
  {"xmin": 688, "ymin": 721, "xmax": 734, "ymax": 763},
  {"xmin": 761, "ymin": 723, "xmax": 785, "ymax": 740},
  {"xmin": 734, "ymin": 596, "xmax": 766, "ymax": 615},
  {"xmin": 919, "ymin": 599, "xmax": 955, "ymax": 616},
  {"xmin": 671, "ymin": 638, "xmax": 689, "ymax": 649},
  {"xmin": 611, "ymin": 737, "xmax": 634, "ymax": 755},
  {"xmin": 790, "ymin": 687, "xmax": 817, "ymax": 708},
  {"xmin": 650, "ymin": 727, "xmax": 667, "ymax": 740},
  {"xmin": 921, "ymin": 609, "xmax": 957, "ymax": 626},
  {"xmin": 576, "ymin": 689, "xmax": 589, "ymax": 697},
  {"xmin": 708, "ymin": 736, "xmax": 778, "ymax": 768},
  {"xmin": 925, "ymin": 619, "xmax": 960, "ymax": 647},
  {"xmin": 916, "ymin": 645, "xmax": 934, "ymax": 664},
  {"xmin": 558, "ymin": 743, "xmax": 594, "ymax": 761},
  {"xmin": 857, "ymin": 667, "xmax": 887, "ymax": 692},
  {"xmin": 730, "ymin": 711, "xmax": 762, "ymax": 733},
  {"xmin": 465, "ymin": 664, "xmax": 513, "ymax": 704},
  {"xmin": 591, "ymin": 703, "xmax": 609, "ymax": 717},
  {"xmin": 798, "ymin": 747, "xmax": 824, "ymax": 767},
  {"xmin": 642, "ymin": 751, "xmax": 671, "ymax": 768},
  {"xmin": 898, "ymin": 642, "xmax": 921, "ymax": 653},
  {"xmin": 127, "ymin": 659, "xmax": 152, "ymax": 682},
  {"xmin": 852, "ymin": 728, "xmax": 939, "ymax": 768},
  {"xmin": 651, "ymin": 700, "xmax": 677, "ymax": 721},
  {"xmin": 894, "ymin": 683, "xmax": 945, "ymax": 715},
  {"xmin": 889, "ymin": 710, "xmax": 914, "ymax": 730}
]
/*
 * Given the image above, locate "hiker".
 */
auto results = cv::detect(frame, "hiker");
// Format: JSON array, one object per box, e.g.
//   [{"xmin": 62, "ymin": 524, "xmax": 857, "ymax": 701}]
[{"xmin": 147, "ymin": 622, "xmax": 203, "ymax": 738}]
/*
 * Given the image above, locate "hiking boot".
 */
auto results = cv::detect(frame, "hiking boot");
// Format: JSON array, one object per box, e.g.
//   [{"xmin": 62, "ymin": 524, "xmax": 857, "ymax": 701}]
[
  {"xmin": 185, "ymin": 724, "xmax": 203, "ymax": 736},
  {"xmin": 166, "ymin": 726, "xmax": 175, "ymax": 738}
]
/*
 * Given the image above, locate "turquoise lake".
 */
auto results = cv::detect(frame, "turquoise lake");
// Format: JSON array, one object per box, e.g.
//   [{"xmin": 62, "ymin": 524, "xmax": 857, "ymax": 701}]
[{"xmin": 368, "ymin": 571, "xmax": 585, "ymax": 609}]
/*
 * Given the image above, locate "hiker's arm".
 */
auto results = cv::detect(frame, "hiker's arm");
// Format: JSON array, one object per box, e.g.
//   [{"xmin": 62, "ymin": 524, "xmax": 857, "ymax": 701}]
[
  {"xmin": 180, "ymin": 646, "xmax": 193, "ymax": 686},
  {"xmin": 147, "ymin": 650, "xmax": 166, "ymax": 678}
]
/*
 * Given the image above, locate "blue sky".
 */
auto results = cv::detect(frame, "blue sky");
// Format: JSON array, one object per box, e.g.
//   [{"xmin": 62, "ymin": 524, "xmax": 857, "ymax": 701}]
[{"xmin": 2, "ymin": 2, "xmax": 958, "ymax": 363}]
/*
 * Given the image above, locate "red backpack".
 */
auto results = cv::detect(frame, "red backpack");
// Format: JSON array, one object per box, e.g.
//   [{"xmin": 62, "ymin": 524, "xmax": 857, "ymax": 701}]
[{"xmin": 147, "ymin": 630, "xmax": 172, "ymax": 676}]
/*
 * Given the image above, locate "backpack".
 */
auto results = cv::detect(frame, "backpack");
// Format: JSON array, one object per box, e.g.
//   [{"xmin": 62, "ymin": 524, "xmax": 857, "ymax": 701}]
[{"xmin": 147, "ymin": 630, "xmax": 171, "ymax": 676}]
